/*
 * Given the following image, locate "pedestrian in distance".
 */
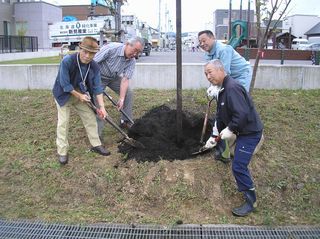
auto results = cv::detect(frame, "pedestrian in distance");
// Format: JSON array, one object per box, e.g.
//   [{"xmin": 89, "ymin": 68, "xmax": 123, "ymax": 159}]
[
  {"xmin": 198, "ymin": 30, "xmax": 253, "ymax": 163},
  {"xmin": 93, "ymin": 37, "xmax": 144, "ymax": 140},
  {"xmin": 52, "ymin": 36, "xmax": 111, "ymax": 165},
  {"xmin": 203, "ymin": 59, "xmax": 264, "ymax": 217}
]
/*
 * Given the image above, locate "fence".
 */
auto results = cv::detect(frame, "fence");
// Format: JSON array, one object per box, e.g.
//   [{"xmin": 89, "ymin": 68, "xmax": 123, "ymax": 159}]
[
  {"xmin": 236, "ymin": 48, "xmax": 320, "ymax": 65},
  {"xmin": 0, "ymin": 35, "xmax": 38, "ymax": 54}
]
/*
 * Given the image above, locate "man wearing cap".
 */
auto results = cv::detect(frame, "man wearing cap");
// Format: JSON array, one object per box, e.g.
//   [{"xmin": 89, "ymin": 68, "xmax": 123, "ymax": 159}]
[
  {"xmin": 52, "ymin": 36, "xmax": 110, "ymax": 165},
  {"xmin": 93, "ymin": 37, "xmax": 144, "ymax": 139}
]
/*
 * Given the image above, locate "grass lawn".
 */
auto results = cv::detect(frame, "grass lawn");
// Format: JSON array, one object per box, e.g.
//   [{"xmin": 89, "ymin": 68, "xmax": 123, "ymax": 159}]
[
  {"xmin": 0, "ymin": 56, "xmax": 61, "ymax": 65},
  {"xmin": 0, "ymin": 89, "xmax": 319, "ymax": 226}
]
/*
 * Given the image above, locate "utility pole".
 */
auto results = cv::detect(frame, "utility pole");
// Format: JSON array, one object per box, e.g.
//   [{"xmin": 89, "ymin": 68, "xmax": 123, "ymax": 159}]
[
  {"xmin": 228, "ymin": 0, "xmax": 232, "ymax": 39},
  {"xmin": 239, "ymin": 0, "xmax": 243, "ymax": 36},
  {"xmin": 240, "ymin": 0, "xmax": 243, "ymax": 20},
  {"xmin": 247, "ymin": 0, "xmax": 251, "ymax": 48},
  {"xmin": 176, "ymin": 0, "xmax": 182, "ymax": 144},
  {"xmin": 158, "ymin": 0, "xmax": 161, "ymax": 36},
  {"xmin": 114, "ymin": 0, "xmax": 122, "ymax": 42}
]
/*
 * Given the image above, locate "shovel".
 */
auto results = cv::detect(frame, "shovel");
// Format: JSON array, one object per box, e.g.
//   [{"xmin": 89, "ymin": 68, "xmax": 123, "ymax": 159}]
[
  {"xmin": 103, "ymin": 91, "xmax": 134, "ymax": 125},
  {"xmin": 103, "ymin": 114, "xmax": 145, "ymax": 149},
  {"xmin": 192, "ymin": 135, "xmax": 221, "ymax": 155},
  {"xmin": 87, "ymin": 101, "xmax": 145, "ymax": 149},
  {"xmin": 200, "ymin": 97, "xmax": 215, "ymax": 144}
]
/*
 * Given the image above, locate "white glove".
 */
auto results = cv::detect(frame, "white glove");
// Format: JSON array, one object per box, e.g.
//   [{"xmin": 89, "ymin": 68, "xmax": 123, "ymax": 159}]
[
  {"xmin": 220, "ymin": 127, "xmax": 235, "ymax": 140},
  {"xmin": 212, "ymin": 121, "xmax": 219, "ymax": 137},
  {"xmin": 204, "ymin": 136, "xmax": 218, "ymax": 149},
  {"xmin": 207, "ymin": 85, "xmax": 221, "ymax": 99}
]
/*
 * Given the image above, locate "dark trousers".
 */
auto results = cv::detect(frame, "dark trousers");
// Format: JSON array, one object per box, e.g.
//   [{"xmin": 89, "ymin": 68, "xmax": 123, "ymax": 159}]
[
  {"xmin": 232, "ymin": 131, "xmax": 262, "ymax": 192},
  {"xmin": 96, "ymin": 75, "xmax": 133, "ymax": 137}
]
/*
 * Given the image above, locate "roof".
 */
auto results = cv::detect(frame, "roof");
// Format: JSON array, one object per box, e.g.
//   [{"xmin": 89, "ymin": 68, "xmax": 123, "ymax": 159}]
[
  {"xmin": 276, "ymin": 32, "xmax": 296, "ymax": 39},
  {"xmin": 305, "ymin": 22, "xmax": 320, "ymax": 35}
]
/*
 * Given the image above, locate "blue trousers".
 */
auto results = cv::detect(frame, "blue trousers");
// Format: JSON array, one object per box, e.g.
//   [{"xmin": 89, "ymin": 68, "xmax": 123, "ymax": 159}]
[{"xmin": 232, "ymin": 131, "xmax": 262, "ymax": 192}]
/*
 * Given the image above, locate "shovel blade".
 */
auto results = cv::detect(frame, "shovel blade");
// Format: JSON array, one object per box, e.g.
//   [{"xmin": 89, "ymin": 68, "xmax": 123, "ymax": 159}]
[
  {"xmin": 191, "ymin": 146, "xmax": 211, "ymax": 155},
  {"xmin": 125, "ymin": 137, "xmax": 145, "ymax": 149}
]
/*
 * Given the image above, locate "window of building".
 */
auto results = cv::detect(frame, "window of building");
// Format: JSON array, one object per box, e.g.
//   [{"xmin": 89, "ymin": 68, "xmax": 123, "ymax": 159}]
[
  {"xmin": 16, "ymin": 21, "xmax": 28, "ymax": 36},
  {"xmin": 3, "ymin": 21, "xmax": 10, "ymax": 36}
]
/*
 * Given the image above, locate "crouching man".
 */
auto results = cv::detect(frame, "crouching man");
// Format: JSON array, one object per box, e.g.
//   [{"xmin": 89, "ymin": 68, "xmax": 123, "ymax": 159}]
[
  {"xmin": 203, "ymin": 59, "xmax": 263, "ymax": 216},
  {"xmin": 52, "ymin": 36, "xmax": 110, "ymax": 165}
]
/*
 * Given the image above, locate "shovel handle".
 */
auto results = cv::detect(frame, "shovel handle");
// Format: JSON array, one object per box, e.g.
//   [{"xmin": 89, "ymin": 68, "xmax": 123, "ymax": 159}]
[
  {"xmin": 87, "ymin": 101, "xmax": 130, "ymax": 139},
  {"xmin": 103, "ymin": 115, "xmax": 131, "ymax": 140},
  {"xmin": 200, "ymin": 98, "xmax": 215, "ymax": 144},
  {"xmin": 103, "ymin": 91, "xmax": 134, "ymax": 125}
]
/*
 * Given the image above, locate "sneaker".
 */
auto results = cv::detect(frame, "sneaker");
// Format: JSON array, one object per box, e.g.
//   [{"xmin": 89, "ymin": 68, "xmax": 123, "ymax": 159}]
[
  {"xmin": 120, "ymin": 120, "xmax": 133, "ymax": 130},
  {"xmin": 58, "ymin": 154, "xmax": 68, "ymax": 165},
  {"xmin": 91, "ymin": 145, "xmax": 111, "ymax": 156}
]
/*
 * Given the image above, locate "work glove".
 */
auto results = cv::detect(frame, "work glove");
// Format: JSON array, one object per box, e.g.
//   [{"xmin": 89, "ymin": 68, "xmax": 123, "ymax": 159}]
[
  {"xmin": 220, "ymin": 127, "xmax": 235, "ymax": 140},
  {"xmin": 204, "ymin": 136, "xmax": 218, "ymax": 149},
  {"xmin": 212, "ymin": 121, "xmax": 219, "ymax": 137},
  {"xmin": 207, "ymin": 85, "xmax": 221, "ymax": 100}
]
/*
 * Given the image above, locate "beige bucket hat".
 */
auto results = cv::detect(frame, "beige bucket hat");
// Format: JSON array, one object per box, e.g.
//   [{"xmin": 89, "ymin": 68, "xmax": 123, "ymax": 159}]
[{"xmin": 79, "ymin": 37, "xmax": 99, "ymax": 53}]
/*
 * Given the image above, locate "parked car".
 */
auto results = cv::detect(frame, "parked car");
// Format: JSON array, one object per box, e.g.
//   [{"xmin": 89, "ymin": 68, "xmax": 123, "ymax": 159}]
[
  {"xmin": 135, "ymin": 38, "xmax": 152, "ymax": 59},
  {"xmin": 304, "ymin": 43, "xmax": 320, "ymax": 51},
  {"xmin": 291, "ymin": 38, "xmax": 309, "ymax": 50},
  {"xmin": 142, "ymin": 38, "xmax": 152, "ymax": 56}
]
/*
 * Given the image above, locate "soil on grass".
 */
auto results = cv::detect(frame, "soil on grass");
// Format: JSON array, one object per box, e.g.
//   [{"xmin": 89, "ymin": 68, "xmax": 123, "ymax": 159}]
[
  {"xmin": 119, "ymin": 105, "xmax": 211, "ymax": 162},
  {"xmin": 1, "ymin": 89, "xmax": 319, "ymax": 225}
]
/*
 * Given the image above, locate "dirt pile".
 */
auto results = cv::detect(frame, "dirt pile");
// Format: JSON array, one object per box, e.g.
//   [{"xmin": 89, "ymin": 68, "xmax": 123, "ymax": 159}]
[{"xmin": 119, "ymin": 105, "xmax": 211, "ymax": 162}]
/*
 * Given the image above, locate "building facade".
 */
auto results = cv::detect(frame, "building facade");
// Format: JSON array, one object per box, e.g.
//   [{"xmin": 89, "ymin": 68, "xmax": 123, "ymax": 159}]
[
  {"xmin": 0, "ymin": 0, "xmax": 62, "ymax": 50},
  {"xmin": 14, "ymin": 1, "xmax": 62, "ymax": 49},
  {"xmin": 0, "ymin": 0, "xmax": 15, "ymax": 36},
  {"xmin": 282, "ymin": 14, "xmax": 320, "ymax": 39},
  {"xmin": 61, "ymin": 5, "xmax": 111, "ymax": 20},
  {"xmin": 212, "ymin": 9, "xmax": 255, "ymax": 41}
]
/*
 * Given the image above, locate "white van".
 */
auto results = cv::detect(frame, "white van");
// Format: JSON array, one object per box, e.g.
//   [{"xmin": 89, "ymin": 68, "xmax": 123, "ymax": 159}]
[{"xmin": 292, "ymin": 38, "xmax": 309, "ymax": 50}]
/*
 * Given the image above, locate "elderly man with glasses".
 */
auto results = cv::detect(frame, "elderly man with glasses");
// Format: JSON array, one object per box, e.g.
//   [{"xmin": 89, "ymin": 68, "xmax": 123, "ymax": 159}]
[
  {"xmin": 93, "ymin": 37, "xmax": 144, "ymax": 140},
  {"xmin": 198, "ymin": 30, "xmax": 253, "ymax": 163}
]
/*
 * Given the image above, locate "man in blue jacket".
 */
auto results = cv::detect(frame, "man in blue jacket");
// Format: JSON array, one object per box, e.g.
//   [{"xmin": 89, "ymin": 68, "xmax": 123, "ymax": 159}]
[
  {"xmin": 203, "ymin": 59, "xmax": 263, "ymax": 217},
  {"xmin": 52, "ymin": 37, "xmax": 110, "ymax": 165},
  {"xmin": 198, "ymin": 30, "xmax": 253, "ymax": 163},
  {"xmin": 198, "ymin": 30, "xmax": 252, "ymax": 91}
]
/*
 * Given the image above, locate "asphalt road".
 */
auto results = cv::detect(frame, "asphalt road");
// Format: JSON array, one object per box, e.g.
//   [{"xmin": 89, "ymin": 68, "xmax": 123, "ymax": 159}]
[{"xmin": 136, "ymin": 50, "xmax": 313, "ymax": 65}]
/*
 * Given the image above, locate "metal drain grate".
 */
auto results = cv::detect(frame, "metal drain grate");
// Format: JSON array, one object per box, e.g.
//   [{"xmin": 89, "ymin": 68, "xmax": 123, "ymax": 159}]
[{"xmin": 0, "ymin": 219, "xmax": 319, "ymax": 239}]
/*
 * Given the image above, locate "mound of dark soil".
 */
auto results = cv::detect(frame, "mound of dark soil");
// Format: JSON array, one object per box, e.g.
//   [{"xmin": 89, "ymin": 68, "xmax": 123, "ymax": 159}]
[{"xmin": 118, "ymin": 105, "xmax": 211, "ymax": 162}]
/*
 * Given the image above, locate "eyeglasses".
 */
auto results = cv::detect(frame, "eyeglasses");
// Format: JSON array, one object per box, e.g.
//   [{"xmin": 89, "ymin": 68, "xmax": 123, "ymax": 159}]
[{"xmin": 131, "ymin": 44, "xmax": 142, "ymax": 54}]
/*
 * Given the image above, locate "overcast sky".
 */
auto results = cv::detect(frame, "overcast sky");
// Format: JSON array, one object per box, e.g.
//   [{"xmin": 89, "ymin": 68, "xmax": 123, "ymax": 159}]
[{"xmin": 43, "ymin": 0, "xmax": 320, "ymax": 32}]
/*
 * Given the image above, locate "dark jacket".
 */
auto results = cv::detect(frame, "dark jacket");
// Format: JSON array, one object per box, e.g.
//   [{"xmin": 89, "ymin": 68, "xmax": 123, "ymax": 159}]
[
  {"xmin": 52, "ymin": 53, "xmax": 103, "ymax": 106},
  {"xmin": 216, "ymin": 75, "xmax": 263, "ymax": 135}
]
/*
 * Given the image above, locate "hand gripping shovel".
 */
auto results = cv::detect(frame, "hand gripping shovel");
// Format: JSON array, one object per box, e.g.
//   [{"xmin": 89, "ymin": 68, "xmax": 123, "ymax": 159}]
[
  {"xmin": 192, "ymin": 135, "xmax": 221, "ymax": 155},
  {"xmin": 103, "ymin": 91, "xmax": 134, "ymax": 125},
  {"xmin": 87, "ymin": 101, "xmax": 145, "ymax": 149}
]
